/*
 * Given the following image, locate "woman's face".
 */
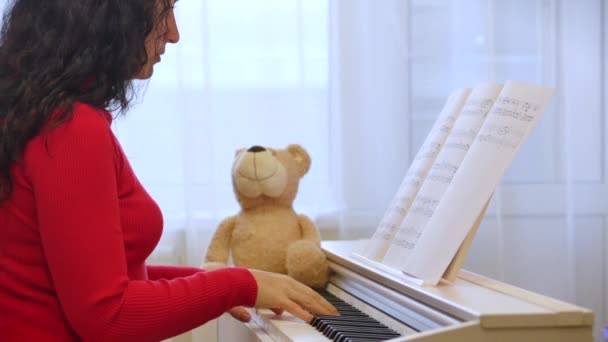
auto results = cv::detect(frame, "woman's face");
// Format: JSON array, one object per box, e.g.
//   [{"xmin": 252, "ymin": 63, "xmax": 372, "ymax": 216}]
[{"xmin": 133, "ymin": 0, "xmax": 180, "ymax": 79}]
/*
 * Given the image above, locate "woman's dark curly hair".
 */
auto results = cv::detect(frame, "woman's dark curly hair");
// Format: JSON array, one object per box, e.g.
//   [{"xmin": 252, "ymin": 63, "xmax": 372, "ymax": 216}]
[{"xmin": 0, "ymin": 0, "xmax": 174, "ymax": 202}]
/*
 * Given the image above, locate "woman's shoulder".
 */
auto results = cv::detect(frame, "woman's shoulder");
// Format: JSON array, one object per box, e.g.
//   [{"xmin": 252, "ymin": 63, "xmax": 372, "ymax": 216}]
[
  {"xmin": 27, "ymin": 102, "xmax": 115, "ymax": 154},
  {"xmin": 21, "ymin": 103, "xmax": 121, "ymax": 189},
  {"xmin": 70, "ymin": 102, "xmax": 113, "ymax": 127}
]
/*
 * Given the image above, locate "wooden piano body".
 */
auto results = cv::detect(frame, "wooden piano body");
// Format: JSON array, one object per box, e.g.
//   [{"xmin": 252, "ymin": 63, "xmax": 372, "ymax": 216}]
[{"xmin": 218, "ymin": 240, "xmax": 594, "ymax": 342}]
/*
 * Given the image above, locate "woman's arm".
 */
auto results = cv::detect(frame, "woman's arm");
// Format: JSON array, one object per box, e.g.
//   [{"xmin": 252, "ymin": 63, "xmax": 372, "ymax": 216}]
[
  {"xmin": 146, "ymin": 264, "xmax": 205, "ymax": 280},
  {"xmin": 26, "ymin": 105, "xmax": 257, "ymax": 342}
]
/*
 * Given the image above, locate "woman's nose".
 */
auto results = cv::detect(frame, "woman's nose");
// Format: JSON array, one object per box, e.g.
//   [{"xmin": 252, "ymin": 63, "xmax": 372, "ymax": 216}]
[{"xmin": 166, "ymin": 11, "xmax": 180, "ymax": 44}]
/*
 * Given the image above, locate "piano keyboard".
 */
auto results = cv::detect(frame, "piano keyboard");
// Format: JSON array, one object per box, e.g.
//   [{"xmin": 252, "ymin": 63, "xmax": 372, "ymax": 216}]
[
  {"xmin": 247, "ymin": 262, "xmax": 446, "ymax": 342},
  {"xmin": 247, "ymin": 279, "xmax": 419, "ymax": 342},
  {"xmin": 220, "ymin": 241, "xmax": 594, "ymax": 342},
  {"xmin": 312, "ymin": 287, "xmax": 404, "ymax": 341}
]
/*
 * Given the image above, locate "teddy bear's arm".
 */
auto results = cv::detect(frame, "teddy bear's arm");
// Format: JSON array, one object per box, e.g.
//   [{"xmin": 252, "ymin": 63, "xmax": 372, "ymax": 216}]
[
  {"xmin": 204, "ymin": 216, "xmax": 237, "ymax": 268},
  {"xmin": 297, "ymin": 214, "xmax": 322, "ymax": 245}
]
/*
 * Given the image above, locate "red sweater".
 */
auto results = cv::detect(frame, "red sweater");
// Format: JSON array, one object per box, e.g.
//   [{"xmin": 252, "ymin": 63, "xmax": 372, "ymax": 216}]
[{"xmin": 0, "ymin": 103, "xmax": 257, "ymax": 341}]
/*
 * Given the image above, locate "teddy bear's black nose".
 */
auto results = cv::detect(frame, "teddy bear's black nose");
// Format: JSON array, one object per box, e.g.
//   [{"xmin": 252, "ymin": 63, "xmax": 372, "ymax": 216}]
[{"xmin": 247, "ymin": 145, "xmax": 266, "ymax": 153}]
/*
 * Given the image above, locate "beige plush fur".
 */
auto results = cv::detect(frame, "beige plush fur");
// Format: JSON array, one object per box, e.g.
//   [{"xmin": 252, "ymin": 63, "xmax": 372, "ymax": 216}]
[{"xmin": 204, "ymin": 144, "xmax": 329, "ymax": 288}]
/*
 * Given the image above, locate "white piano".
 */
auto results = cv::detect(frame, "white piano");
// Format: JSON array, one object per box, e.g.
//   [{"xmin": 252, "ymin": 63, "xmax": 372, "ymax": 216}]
[{"xmin": 218, "ymin": 240, "xmax": 594, "ymax": 342}]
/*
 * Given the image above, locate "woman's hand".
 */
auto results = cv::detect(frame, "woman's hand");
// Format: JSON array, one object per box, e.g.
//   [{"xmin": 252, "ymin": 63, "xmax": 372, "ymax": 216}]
[
  {"xmin": 228, "ymin": 306, "xmax": 284, "ymax": 323},
  {"xmin": 249, "ymin": 269, "xmax": 339, "ymax": 322},
  {"xmin": 227, "ymin": 306, "xmax": 252, "ymax": 322}
]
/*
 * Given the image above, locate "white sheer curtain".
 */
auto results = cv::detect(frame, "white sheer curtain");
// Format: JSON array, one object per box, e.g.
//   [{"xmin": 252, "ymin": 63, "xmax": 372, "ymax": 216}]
[
  {"xmin": 113, "ymin": 0, "xmax": 335, "ymax": 267},
  {"xmin": 331, "ymin": 1, "xmax": 606, "ymax": 341},
  {"xmin": 1, "ymin": 0, "xmax": 602, "ymax": 340}
]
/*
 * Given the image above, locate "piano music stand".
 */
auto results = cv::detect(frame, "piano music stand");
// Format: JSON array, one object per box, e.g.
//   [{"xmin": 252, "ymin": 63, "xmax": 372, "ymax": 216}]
[
  {"xmin": 353, "ymin": 196, "xmax": 493, "ymax": 286},
  {"xmin": 440, "ymin": 197, "xmax": 491, "ymax": 283}
]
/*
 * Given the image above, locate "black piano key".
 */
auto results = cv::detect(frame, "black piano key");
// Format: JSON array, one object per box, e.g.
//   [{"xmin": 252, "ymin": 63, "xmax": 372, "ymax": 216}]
[
  {"xmin": 326, "ymin": 324, "xmax": 398, "ymax": 336},
  {"xmin": 313, "ymin": 288, "xmax": 402, "ymax": 342},
  {"xmin": 328, "ymin": 325, "xmax": 394, "ymax": 333},
  {"xmin": 315, "ymin": 316, "xmax": 381, "ymax": 329},
  {"xmin": 317, "ymin": 318, "xmax": 373, "ymax": 333},
  {"xmin": 317, "ymin": 290, "xmax": 347, "ymax": 302},
  {"xmin": 313, "ymin": 315, "xmax": 401, "ymax": 340},
  {"xmin": 346, "ymin": 338, "xmax": 397, "ymax": 342},
  {"xmin": 322, "ymin": 321, "xmax": 391, "ymax": 336},
  {"xmin": 335, "ymin": 331, "xmax": 402, "ymax": 342},
  {"xmin": 318, "ymin": 295, "xmax": 384, "ymax": 320},
  {"xmin": 316, "ymin": 288, "xmax": 333, "ymax": 295},
  {"xmin": 316, "ymin": 314, "xmax": 379, "ymax": 322},
  {"xmin": 332, "ymin": 306, "xmax": 365, "ymax": 312},
  {"xmin": 321, "ymin": 320, "xmax": 390, "ymax": 329},
  {"xmin": 317, "ymin": 294, "xmax": 373, "ymax": 315},
  {"xmin": 333, "ymin": 306, "xmax": 365, "ymax": 311},
  {"xmin": 314, "ymin": 313, "xmax": 384, "ymax": 323},
  {"xmin": 336, "ymin": 311, "xmax": 371, "ymax": 317},
  {"xmin": 345, "ymin": 337, "xmax": 397, "ymax": 342},
  {"xmin": 328, "ymin": 304, "xmax": 366, "ymax": 313},
  {"xmin": 327, "ymin": 325, "xmax": 397, "ymax": 340},
  {"xmin": 318, "ymin": 318, "xmax": 383, "ymax": 336}
]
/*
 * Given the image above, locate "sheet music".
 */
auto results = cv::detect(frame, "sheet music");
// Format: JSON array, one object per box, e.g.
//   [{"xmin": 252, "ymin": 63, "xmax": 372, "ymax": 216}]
[
  {"xmin": 382, "ymin": 83, "xmax": 503, "ymax": 267},
  {"xmin": 360, "ymin": 88, "xmax": 471, "ymax": 261},
  {"xmin": 401, "ymin": 81, "xmax": 555, "ymax": 285}
]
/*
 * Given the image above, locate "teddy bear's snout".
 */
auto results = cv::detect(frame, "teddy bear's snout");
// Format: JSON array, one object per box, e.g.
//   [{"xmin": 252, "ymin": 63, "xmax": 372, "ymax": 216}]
[
  {"xmin": 236, "ymin": 151, "xmax": 278, "ymax": 180},
  {"xmin": 233, "ymin": 149, "xmax": 288, "ymax": 198}
]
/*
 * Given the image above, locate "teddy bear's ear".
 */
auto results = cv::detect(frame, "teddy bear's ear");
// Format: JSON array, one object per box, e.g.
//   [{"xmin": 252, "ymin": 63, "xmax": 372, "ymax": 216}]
[{"xmin": 287, "ymin": 144, "xmax": 311, "ymax": 176}]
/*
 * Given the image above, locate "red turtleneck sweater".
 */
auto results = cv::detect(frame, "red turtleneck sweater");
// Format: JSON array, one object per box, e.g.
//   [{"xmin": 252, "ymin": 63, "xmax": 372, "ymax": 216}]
[{"xmin": 0, "ymin": 103, "xmax": 257, "ymax": 341}]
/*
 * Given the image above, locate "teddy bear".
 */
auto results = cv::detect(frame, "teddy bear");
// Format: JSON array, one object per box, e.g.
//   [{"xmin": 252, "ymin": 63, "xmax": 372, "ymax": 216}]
[{"xmin": 203, "ymin": 144, "xmax": 329, "ymax": 288}]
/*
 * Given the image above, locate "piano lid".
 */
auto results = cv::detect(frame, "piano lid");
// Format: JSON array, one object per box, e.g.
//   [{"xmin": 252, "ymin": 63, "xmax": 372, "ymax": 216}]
[{"xmin": 321, "ymin": 240, "xmax": 594, "ymax": 330}]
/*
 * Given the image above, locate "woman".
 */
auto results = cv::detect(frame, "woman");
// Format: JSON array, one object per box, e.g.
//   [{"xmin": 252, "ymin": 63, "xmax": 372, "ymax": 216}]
[{"xmin": 0, "ymin": 0, "xmax": 337, "ymax": 341}]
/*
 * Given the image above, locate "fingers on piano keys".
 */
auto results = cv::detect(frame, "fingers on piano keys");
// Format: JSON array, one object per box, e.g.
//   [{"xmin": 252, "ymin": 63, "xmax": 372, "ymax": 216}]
[{"xmin": 311, "ymin": 289, "xmax": 402, "ymax": 342}]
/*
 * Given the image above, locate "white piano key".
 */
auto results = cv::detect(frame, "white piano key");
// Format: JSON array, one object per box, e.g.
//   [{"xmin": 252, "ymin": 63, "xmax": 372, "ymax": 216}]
[
  {"xmin": 326, "ymin": 283, "xmax": 418, "ymax": 337},
  {"xmin": 252, "ymin": 309, "xmax": 331, "ymax": 342}
]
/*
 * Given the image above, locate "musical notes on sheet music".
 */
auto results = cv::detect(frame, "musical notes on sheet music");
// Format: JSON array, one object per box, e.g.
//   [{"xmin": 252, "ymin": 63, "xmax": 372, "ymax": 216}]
[
  {"xmin": 362, "ymin": 88, "xmax": 471, "ymax": 261},
  {"xmin": 382, "ymin": 83, "xmax": 503, "ymax": 266},
  {"xmin": 475, "ymin": 96, "xmax": 542, "ymax": 150},
  {"xmin": 356, "ymin": 81, "xmax": 555, "ymax": 285},
  {"xmin": 400, "ymin": 81, "xmax": 555, "ymax": 285},
  {"xmin": 425, "ymin": 161, "xmax": 459, "ymax": 184}
]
